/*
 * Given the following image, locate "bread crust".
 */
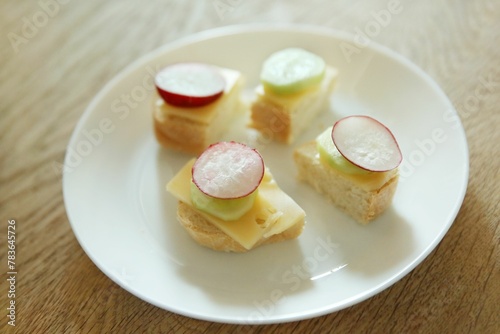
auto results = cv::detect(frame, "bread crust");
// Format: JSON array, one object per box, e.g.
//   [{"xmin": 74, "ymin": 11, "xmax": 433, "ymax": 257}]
[
  {"xmin": 176, "ymin": 201, "xmax": 304, "ymax": 252},
  {"xmin": 154, "ymin": 111, "xmax": 207, "ymax": 155},
  {"xmin": 250, "ymin": 100, "xmax": 291, "ymax": 143},
  {"xmin": 294, "ymin": 141, "xmax": 399, "ymax": 224}
]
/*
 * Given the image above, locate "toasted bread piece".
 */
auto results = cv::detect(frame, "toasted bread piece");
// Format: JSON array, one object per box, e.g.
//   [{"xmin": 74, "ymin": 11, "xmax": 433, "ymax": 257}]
[
  {"xmin": 177, "ymin": 202, "xmax": 304, "ymax": 252},
  {"xmin": 153, "ymin": 67, "xmax": 244, "ymax": 155},
  {"xmin": 294, "ymin": 141, "xmax": 399, "ymax": 224},
  {"xmin": 250, "ymin": 66, "xmax": 337, "ymax": 144}
]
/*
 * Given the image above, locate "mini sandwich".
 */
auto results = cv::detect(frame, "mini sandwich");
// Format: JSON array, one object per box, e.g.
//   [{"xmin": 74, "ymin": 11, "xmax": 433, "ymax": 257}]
[
  {"xmin": 250, "ymin": 48, "xmax": 338, "ymax": 144},
  {"xmin": 153, "ymin": 62, "xmax": 244, "ymax": 155},
  {"xmin": 167, "ymin": 141, "xmax": 305, "ymax": 252},
  {"xmin": 294, "ymin": 115, "xmax": 402, "ymax": 224}
]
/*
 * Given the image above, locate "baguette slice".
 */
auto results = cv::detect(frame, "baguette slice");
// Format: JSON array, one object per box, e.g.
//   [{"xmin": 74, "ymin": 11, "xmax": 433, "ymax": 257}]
[
  {"xmin": 294, "ymin": 141, "xmax": 399, "ymax": 224},
  {"xmin": 177, "ymin": 202, "xmax": 304, "ymax": 252}
]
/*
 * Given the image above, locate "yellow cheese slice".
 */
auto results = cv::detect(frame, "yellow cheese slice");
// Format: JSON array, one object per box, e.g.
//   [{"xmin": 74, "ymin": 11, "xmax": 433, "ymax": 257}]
[
  {"xmin": 166, "ymin": 159, "xmax": 305, "ymax": 250},
  {"xmin": 155, "ymin": 68, "xmax": 243, "ymax": 125}
]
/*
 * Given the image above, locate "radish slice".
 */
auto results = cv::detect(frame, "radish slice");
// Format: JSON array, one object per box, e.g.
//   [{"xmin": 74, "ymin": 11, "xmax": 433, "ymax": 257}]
[
  {"xmin": 332, "ymin": 115, "xmax": 402, "ymax": 172},
  {"xmin": 155, "ymin": 63, "xmax": 226, "ymax": 107},
  {"xmin": 192, "ymin": 142, "xmax": 265, "ymax": 199}
]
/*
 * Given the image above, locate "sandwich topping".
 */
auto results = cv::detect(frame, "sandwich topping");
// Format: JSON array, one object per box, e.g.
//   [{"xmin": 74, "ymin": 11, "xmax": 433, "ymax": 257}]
[
  {"xmin": 332, "ymin": 115, "xmax": 402, "ymax": 172},
  {"xmin": 260, "ymin": 48, "xmax": 326, "ymax": 95},
  {"xmin": 155, "ymin": 62, "xmax": 226, "ymax": 108},
  {"xmin": 317, "ymin": 115, "xmax": 402, "ymax": 173},
  {"xmin": 191, "ymin": 141, "xmax": 265, "ymax": 221}
]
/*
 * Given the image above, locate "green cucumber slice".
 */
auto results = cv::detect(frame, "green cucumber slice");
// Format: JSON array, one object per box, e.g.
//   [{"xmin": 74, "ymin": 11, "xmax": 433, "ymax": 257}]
[
  {"xmin": 190, "ymin": 181, "xmax": 258, "ymax": 221},
  {"xmin": 316, "ymin": 127, "xmax": 370, "ymax": 175},
  {"xmin": 260, "ymin": 48, "xmax": 325, "ymax": 95}
]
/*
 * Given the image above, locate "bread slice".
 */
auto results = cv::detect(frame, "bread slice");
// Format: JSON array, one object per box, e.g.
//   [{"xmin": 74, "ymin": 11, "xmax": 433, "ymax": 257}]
[
  {"xmin": 153, "ymin": 67, "xmax": 244, "ymax": 155},
  {"xmin": 250, "ymin": 66, "xmax": 337, "ymax": 144},
  {"xmin": 177, "ymin": 201, "xmax": 304, "ymax": 252},
  {"xmin": 294, "ymin": 141, "xmax": 399, "ymax": 224}
]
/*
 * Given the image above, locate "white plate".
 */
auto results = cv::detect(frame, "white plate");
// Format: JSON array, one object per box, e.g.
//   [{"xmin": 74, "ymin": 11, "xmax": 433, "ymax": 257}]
[{"xmin": 63, "ymin": 25, "xmax": 469, "ymax": 324}]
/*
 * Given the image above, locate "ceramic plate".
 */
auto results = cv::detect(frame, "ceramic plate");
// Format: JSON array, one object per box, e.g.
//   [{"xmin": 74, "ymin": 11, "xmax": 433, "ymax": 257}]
[{"xmin": 63, "ymin": 25, "xmax": 469, "ymax": 324}]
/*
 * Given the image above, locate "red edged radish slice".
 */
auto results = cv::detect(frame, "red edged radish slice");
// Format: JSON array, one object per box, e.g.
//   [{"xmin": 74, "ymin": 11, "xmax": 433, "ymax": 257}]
[
  {"xmin": 332, "ymin": 115, "xmax": 402, "ymax": 172},
  {"xmin": 155, "ymin": 63, "xmax": 226, "ymax": 107},
  {"xmin": 192, "ymin": 142, "xmax": 265, "ymax": 199}
]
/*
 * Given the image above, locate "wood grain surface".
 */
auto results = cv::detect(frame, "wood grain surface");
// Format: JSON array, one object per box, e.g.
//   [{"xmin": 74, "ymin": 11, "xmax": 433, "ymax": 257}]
[{"xmin": 1, "ymin": 0, "xmax": 499, "ymax": 333}]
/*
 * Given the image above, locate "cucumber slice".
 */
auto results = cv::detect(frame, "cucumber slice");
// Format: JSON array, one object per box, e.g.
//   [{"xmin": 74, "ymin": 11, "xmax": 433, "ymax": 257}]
[
  {"xmin": 190, "ymin": 181, "xmax": 258, "ymax": 221},
  {"xmin": 316, "ymin": 127, "xmax": 370, "ymax": 175},
  {"xmin": 260, "ymin": 48, "xmax": 325, "ymax": 95}
]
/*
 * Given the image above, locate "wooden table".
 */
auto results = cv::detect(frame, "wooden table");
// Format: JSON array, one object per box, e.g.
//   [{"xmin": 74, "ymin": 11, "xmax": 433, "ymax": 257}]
[{"xmin": 1, "ymin": 0, "xmax": 498, "ymax": 333}]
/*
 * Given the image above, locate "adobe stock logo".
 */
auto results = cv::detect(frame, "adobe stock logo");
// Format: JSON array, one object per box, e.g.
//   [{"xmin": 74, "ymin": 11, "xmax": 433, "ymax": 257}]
[
  {"xmin": 398, "ymin": 127, "xmax": 447, "ymax": 181},
  {"xmin": 339, "ymin": 0, "xmax": 403, "ymax": 63},
  {"xmin": 212, "ymin": 0, "xmax": 243, "ymax": 21},
  {"xmin": 7, "ymin": 0, "xmax": 73, "ymax": 54},
  {"xmin": 399, "ymin": 71, "xmax": 498, "ymax": 181},
  {"xmin": 52, "ymin": 64, "xmax": 160, "ymax": 175},
  {"xmin": 55, "ymin": 118, "xmax": 116, "ymax": 175},
  {"xmin": 246, "ymin": 235, "xmax": 341, "ymax": 323}
]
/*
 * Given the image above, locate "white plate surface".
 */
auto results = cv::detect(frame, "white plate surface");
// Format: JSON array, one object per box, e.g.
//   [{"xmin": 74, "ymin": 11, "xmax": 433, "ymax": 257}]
[{"xmin": 63, "ymin": 25, "xmax": 469, "ymax": 324}]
